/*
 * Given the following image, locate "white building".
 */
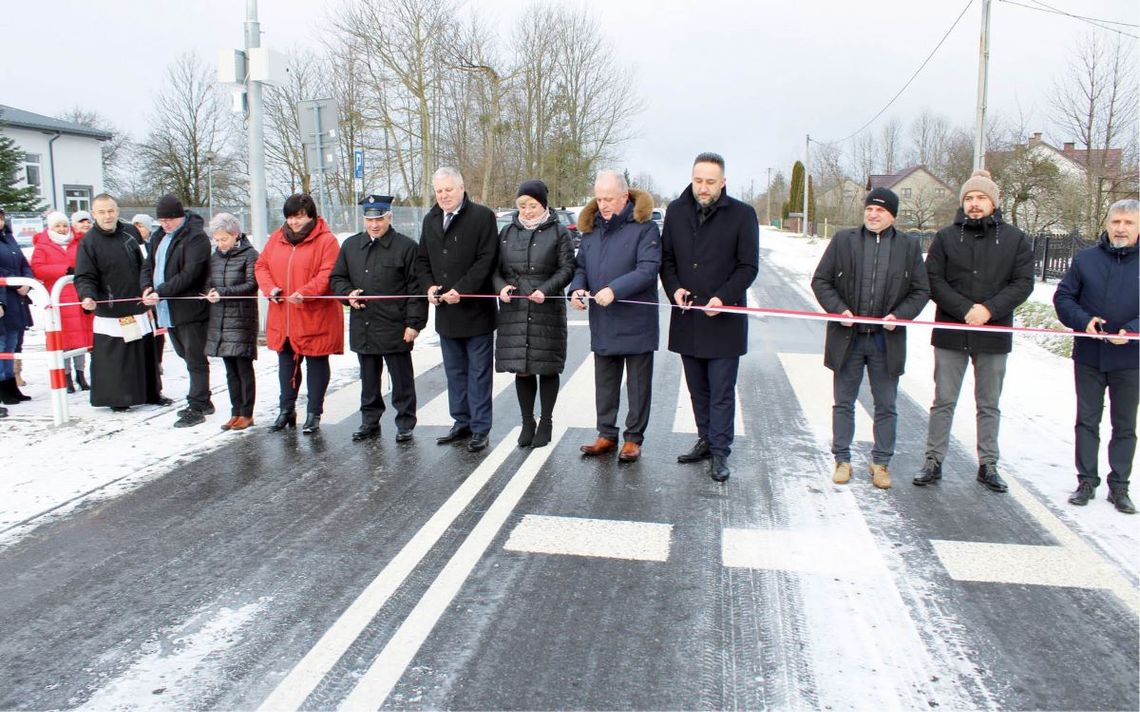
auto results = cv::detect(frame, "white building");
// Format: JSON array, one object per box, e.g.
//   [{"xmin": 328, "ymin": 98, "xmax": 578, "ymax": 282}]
[{"xmin": 1, "ymin": 104, "xmax": 111, "ymax": 214}]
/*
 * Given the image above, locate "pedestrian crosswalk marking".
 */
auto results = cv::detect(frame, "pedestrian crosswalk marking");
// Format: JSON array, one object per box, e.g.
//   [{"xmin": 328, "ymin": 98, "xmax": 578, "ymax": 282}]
[
  {"xmin": 504, "ymin": 515, "xmax": 672, "ymax": 562},
  {"xmin": 721, "ymin": 527, "xmax": 889, "ymax": 577},
  {"xmin": 777, "ymin": 352, "xmax": 873, "ymax": 447},
  {"xmin": 930, "ymin": 540, "xmax": 1121, "ymax": 589},
  {"xmin": 672, "ymin": 376, "xmax": 746, "ymax": 436},
  {"xmin": 416, "ymin": 372, "xmax": 516, "ymax": 426}
]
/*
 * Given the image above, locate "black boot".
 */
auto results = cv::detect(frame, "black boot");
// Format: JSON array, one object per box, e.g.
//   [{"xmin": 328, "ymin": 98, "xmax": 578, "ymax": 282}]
[
  {"xmin": 518, "ymin": 416, "xmax": 536, "ymax": 447},
  {"xmin": 977, "ymin": 463, "xmax": 1008, "ymax": 493},
  {"xmin": 531, "ymin": 417, "xmax": 553, "ymax": 448},
  {"xmin": 9, "ymin": 379, "xmax": 30, "ymax": 402},
  {"xmin": 75, "ymin": 370, "xmax": 90, "ymax": 391},
  {"xmin": 1068, "ymin": 481, "xmax": 1095, "ymax": 506},
  {"xmin": 913, "ymin": 458, "xmax": 942, "ymax": 486},
  {"xmin": 0, "ymin": 379, "xmax": 20, "ymax": 405},
  {"xmin": 66, "ymin": 373, "xmax": 76, "ymax": 394},
  {"xmin": 269, "ymin": 410, "xmax": 296, "ymax": 432},
  {"xmin": 1107, "ymin": 487, "xmax": 1136, "ymax": 514},
  {"xmin": 0, "ymin": 405, "xmax": 7, "ymax": 418},
  {"xmin": 302, "ymin": 413, "xmax": 321, "ymax": 434}
]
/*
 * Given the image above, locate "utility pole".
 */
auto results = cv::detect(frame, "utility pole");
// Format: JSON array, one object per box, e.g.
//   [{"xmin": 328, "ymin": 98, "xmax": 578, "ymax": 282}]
[
  {"xmin": 802, "ymin": 135, "xmax": 811, "ymax": 238},
  {"xmin": 766, "ymin": 166, "xmax": 772, "ymax": 227},
  {"xmin": 973, "ymin": 0, "xmax": 992, "ymax": 171},
  {"xmin": 245, "ymin": 0, "xmax": 268, "ymax": 248}
]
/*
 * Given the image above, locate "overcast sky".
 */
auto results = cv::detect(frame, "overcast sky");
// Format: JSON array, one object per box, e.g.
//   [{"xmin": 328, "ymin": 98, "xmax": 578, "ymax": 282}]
[{"xmin": 6, "ymin": 0, "xmax": 1138, "ymax": 198}]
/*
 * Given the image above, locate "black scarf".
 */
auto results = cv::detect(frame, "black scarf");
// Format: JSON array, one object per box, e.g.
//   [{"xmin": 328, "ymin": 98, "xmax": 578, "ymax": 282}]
[{"xmin": 284, "ymin": 219, "xmax": 316, "ymax": 245}]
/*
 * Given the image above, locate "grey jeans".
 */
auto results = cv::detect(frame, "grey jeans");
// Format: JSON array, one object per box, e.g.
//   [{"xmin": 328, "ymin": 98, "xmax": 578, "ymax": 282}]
[{"xmin": 924, "ymin": 348, "xmax": 1008, "ymax": 465}]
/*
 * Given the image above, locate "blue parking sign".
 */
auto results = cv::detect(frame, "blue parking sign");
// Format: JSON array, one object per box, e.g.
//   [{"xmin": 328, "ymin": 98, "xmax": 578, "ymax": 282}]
[{"xmin": 354, "ymin": 149, "xmax": 364, "ymax": 179}]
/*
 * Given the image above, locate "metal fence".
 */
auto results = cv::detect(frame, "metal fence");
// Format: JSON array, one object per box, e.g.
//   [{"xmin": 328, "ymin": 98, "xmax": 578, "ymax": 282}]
[{"xmin": 910, "ymin": 229, "xmax": 1095, "ymax": 282}]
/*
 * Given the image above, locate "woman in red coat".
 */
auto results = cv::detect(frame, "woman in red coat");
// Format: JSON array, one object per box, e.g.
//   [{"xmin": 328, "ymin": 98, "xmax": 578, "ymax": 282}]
[
  {"xmin": 254, "ymin": 193, "xmax": 344, "ymax": 434},
  {"xmin": 31, "ymin": 212, "xmax": 94, "ymax": 392}
]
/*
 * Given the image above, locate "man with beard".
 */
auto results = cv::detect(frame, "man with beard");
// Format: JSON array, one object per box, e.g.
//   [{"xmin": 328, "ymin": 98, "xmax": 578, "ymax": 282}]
[
  {"xmin": 913, "ymin": 170, "xmax": 1034, "ymax": 493},
  {"xmin": 1055, "ymin": 199, "xmax": 1139, "ymax": 514},
  {"xmin": 74, "ymin": 194, "xmax": 171, "ymax": 411},
  {"xmin": 660, "ymin": 152, "xmax": 759, "ymax": 482}
]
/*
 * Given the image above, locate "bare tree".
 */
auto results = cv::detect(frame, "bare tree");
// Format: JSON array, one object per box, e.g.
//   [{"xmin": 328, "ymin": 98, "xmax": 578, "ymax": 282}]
[
  {"xmin": 135, "ymin": 52, "xmax": 241, "ymax": 206},
  {"xmin": 1050, "ymin": 33, "xmax": 1139, "ymax": 234},
  {"xmin": 879, "ymin": 117, "xmax": 903, "ymax": 175},
  {"xmin": 263, "ymin": 49, "xmax": 326, "ymax": 197},
  {"xmin": 57, "ymin": 108, "xmax": 131, "ymax": 193}
]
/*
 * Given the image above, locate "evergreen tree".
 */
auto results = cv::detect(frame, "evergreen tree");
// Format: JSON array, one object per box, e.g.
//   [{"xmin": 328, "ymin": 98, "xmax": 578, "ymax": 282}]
[
  {"xmin": 807, "ymin": 175, "xmax": 816, "ymax": 223},
  {"xmin": 788, "ymin": 161, "xmax": 804, "ymax": 215},
  {"xmin": 0, "ymin": 133, "xmax": 44, "ymax": 212}
]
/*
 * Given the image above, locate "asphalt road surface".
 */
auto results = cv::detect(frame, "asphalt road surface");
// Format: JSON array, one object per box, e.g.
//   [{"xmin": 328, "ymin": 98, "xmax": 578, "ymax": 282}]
[{"xmin": 1, "ymin": 252, "xmax": 1136, "ymax": 711}]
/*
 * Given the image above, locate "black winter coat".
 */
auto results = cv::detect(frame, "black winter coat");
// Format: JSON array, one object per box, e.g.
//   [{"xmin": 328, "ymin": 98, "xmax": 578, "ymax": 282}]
[
  {"xmin": 74, "ymin": 220, "xmax": 153, "ymax": 319},
  {"xmin": 205, "ymin": 238, "xmax": 259, "ymax": 359},
  {"xmin": 415, "ymin": 194, "xmax": 499, "ymax": 338},
  {"xmin": 149, "ymin": 212, "xmax": 212, "ymax": 325},
  {"xmin": 661, "ymin": 186, "xmax": 759, "ymax": 359},
  {"xmin": 1054, "ymin": 233, "xmax": 1138, "ymax": 372},
  {"xmin": 926, "ymin": 208, "xmax": 1034, "ymax": 353},
  {"xmin": 491, "ymin": 212, "xmax": 575, "ymax": 374},
  {"xmin": 811, "ymin": 226, "xmax": 930, "ymax": 376},
  {"xmin": 330, "ymin": 228, "xmax": 427, "ymax": 354}
]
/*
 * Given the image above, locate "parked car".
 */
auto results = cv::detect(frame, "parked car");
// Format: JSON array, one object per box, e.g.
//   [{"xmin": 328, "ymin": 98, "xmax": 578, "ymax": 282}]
[
  {"xmin": 651, "ymin": 208, "xmax": 665, "ymax": 232},
  {"xmin": 553, "ymin": 209, "xmax": 581, "ymax": 250},
  {"xmin": 495, "ymin": 210, "xmax": 515, "ymax": 234}
]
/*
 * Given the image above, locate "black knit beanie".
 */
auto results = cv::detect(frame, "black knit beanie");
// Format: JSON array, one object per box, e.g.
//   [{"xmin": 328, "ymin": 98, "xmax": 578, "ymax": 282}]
[
  {"xmin": 155, "ymin": 194, "xmax": 186, "ymax": 219},
  {"xmin": 516, "ymin": 179, "xmax": 549, "ymax": 209},
  {"xmin": 864, "ymin": 187, "xmax": 899, "ymax": 217}
]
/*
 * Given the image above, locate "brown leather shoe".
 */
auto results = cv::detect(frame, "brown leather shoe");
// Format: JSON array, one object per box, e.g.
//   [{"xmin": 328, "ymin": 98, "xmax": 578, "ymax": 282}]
[
  {"xmin": 618, "ymin": 441, "xmax": 641, "ymax": 462},
  {"xmin": 229, "ymin": 416, "xmax": 254, "ymax": 431},
  {"xmin": 580, "ymin": 437, "xmax": 617, "ymax": 456},
  {"xmin": 220, "ymin": 416, "xmax": 239, "ymax": 431}
]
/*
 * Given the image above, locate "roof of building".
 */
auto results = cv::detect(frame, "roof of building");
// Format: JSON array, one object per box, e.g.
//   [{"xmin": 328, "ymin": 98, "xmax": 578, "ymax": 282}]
[
  {"xmin": 986, "ymin": 133, "xmax": 1127, "ymax": 178},
  {"xmin": 866, "ymin": 165, "xmax": 953, "ymax": 192},
  {"xmin": 0, "ymin": 105, "xmax": 113, "ymax": 141}
]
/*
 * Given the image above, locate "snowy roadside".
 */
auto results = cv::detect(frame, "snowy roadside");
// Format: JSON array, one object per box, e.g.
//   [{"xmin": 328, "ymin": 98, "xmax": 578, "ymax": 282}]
[
  {"xmin": 762, "ymin": 227, "xmax": 1139, "ymax": 580},
  {"xmin": 0, "ymin": 311, "xmax": 443, "ymax": 549}
]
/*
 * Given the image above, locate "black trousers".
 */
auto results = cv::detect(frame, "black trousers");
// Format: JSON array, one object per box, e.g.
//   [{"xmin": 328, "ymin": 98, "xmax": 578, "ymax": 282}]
[
  {"xmin": 1075, "ymin": 363, "xmax": 1138, "ymax": 489},
  {"xmin": 682, "ymin": 354, "xmax": 741, "ymax": 457},
  {"xmin": 167, "ymin": 320, "xmax": 212, "ymax": 411},
  {"xmin": 594, "ymin": 352, "xmax": 653, "ymax": 444},
  {"xmin": 277, "ymin": 339, "xmax": 331, "ymax": 415},
  {"xmin": 222, "ymin": 356, "xmax": 256, "ymax": 417},
  {"xmin": 359, "ymin": 351, "xmax": 417, "ymax": 431}
]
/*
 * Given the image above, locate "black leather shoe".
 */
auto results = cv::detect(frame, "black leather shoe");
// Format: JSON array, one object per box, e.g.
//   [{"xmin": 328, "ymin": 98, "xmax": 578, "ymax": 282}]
[
  {"xmin": 977, "ymin": 463, "xmax": 1008, "ymax": 493},
  {"xmin": 352, "ymin": 423, "xmax": 380, "ymax": 442},
  {"xmin": 395, "ymin": 429, "xmax": 414, "ymax": 442},
  {"xmin": 269, "ymin": 410, "xmax": 296, "ymax": 432},
  {"xmin": 302, "ymin": 414, "xmax": 321, "ymax": 434},
  {"xmin": 153, "ymin": 395, "xmax": 175, "ymax": 407},
  {"xmin": 1068, "ymin": 481, "xmax": 1095, "ymax": 506},
  {"xmin": 66, "ymin": 374, "xmax": 76, "ymax": 394},
  {"xmin": 110, "ymin": 406, "xmax": 131, "ymax": 412},
  {"xmin": 437, "ymin": 424, "xmax": 472, "ymax": 444},
  {"xmin": 1108, "ymin": 488, "xmax": 1137, "ymax": 514},
  {"xmin": 677, "ymin": 438, "xmax": 711, "ymax": 464},
  {"xmin": 709, "ymin": 454, "xmax": 730, "ymax": 483},
  {"xmin": 178, "ymin": 402, "xmax": 216, "ymax": 418},
  {"xmin": 466, "ymin": 433, "xmax": 489, "ymax": 452},
  {"xmin": 75, "ymin": 371, "xmax": 90, "ymax": 391},
  {"xmin": 913, "ymin": 458, "xmax": 942, "ymax": 486}
]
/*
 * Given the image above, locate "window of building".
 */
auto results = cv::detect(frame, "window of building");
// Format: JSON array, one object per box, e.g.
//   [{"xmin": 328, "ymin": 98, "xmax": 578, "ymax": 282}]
[
  {"xmin": 936, "ymin": 188, "xmax": 946, "ymax": 197},
  {"xmin": 64, "ymin": 186, "xmax": 93, "ymax": 214},
  {"xmin": 901, "ymin": 187, "xmax": 912, "ymax": 198},
  {"xmin": 24, "ymin": 153, "xmax": 42, "ymax": 191}
]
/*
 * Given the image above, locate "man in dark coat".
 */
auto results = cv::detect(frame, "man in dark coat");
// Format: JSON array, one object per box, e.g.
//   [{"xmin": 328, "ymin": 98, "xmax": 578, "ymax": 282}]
[
  {"xmin": 570, "ymin": 170, "xmax": 662, "ymax": 463},
  {"xmin": 661, "ymin": 152, "xmax": 759, "ymax": 482},
  {"xmin": 144, "ymin": 194, "xmax": 213, "ymax": 427},
  {"xmin": 914, "ymin": 170, "xmax": 1034, "ymax": 493},
  {"xmin": 1055, "ymin": 198, "xmax": 1139, "ymax": 514},
  {"xmin": 75, "ymin": 194, "xmax": 170, "ymax": 411},
  {"xmin": 811, "ymin": 187, "xmax": 930, "ymax": 489},
  {"xmin": 416, "ymin": 167, "xmax": 500, "ymax": 452},
  {"xmin": 332, "ymin": 194, "xmax": 427, "ymax": 443}
]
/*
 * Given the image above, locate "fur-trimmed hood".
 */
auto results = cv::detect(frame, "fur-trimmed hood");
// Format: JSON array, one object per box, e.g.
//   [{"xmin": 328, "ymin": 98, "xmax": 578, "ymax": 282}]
[{"xmin": 577, "ymin": 188, "xmax": 655, "ymax": 234}]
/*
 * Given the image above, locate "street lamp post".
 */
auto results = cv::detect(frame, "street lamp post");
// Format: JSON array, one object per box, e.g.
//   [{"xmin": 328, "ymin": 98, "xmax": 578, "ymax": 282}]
[
  {"xmin": 205, "ymin": 151, "xmax": 217, "ymax": 220},
  {"xmin": 766, "ymin": 167, "xmax": 772, "ymax": 227}
]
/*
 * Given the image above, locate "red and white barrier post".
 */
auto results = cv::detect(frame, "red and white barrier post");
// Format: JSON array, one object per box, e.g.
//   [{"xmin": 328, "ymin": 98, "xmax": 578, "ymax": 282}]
[{"xmin": 0, "ymin": 276, "xmax": 68, "ymax": 426}]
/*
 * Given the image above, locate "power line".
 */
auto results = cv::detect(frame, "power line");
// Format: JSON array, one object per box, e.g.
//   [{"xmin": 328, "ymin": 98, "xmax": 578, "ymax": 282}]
[
  {"xmin": 999, "ymin": 0, "xmax": 1140, "ymax": 38},
  {"xmin": 819, "ymin": 0, "xmax": 976, "ymax": 146}
]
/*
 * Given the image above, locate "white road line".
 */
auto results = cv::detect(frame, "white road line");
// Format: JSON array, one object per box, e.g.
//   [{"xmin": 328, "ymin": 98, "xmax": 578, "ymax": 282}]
[
  {"xmin": 255, "ymin": 429, "xmax": 520, "ymax": 711},
  {"xmin": 339, "ymin": 425, "xmax": 569, "ymax": 710},
  {"xmin": 671, "ymin": 376, "xmax": 746, "ymax": 436},
  {"xmin": 552, "ymin": 352, "xmax": 596, "ymax": 429},
  {"xmin": 722, "ymin": 527, "xmax": 888, "ymax": 578},
  {"xmin": 777, "ymin": 352, "xmax": 873, "ymax": 447},
  {"xmin": 325, "ymin": 348, "xmax": 445, "ymax": 426},
  {"xmin": 416, "ymin": 371, "xmax": 515, "ymax": 426},
  {"xmin": 930, "ymin": 540, "xmax": 1124, "ymax": 589},
  {"xmin": 504, "ymin": 515, "xmax": 672, "ymax": 562}
]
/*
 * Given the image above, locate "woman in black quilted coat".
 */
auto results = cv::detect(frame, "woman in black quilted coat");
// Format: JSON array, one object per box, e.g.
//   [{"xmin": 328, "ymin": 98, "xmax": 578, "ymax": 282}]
[
  {"xmin": 493, "ymin": 180, "xmax": 576, "ymax": 448},
  {"xmin": 204, "ymin": 213, "xmax": 260, "ymax": 431}
]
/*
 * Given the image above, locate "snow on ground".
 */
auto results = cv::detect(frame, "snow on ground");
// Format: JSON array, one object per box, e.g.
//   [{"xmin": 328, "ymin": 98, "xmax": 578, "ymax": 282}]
[{"xmin": 763, "ymin": 227, "xmax": 1139, "ymax": 580}]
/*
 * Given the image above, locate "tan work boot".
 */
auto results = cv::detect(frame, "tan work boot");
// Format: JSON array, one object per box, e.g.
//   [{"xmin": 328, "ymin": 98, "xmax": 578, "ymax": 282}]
[
  {"xmin": 833, "ymin": 462, "xmax": 852, "ymax": 484},
  {"xmin": 870, "ymin": 463, "xmax": 892, "ymax": 489}
]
